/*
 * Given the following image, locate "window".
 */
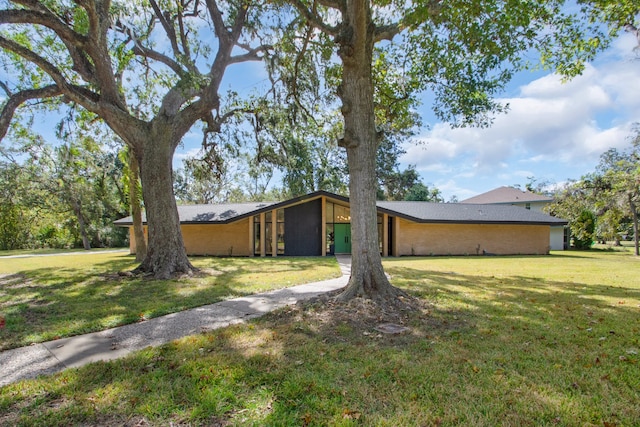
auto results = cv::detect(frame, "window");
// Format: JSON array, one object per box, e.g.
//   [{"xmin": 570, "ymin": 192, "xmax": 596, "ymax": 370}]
[
  {"xmin": 334, "ymin": 204, "xmax": 351, "ymax": 223},
  {"xmin": 255, "ymin": 210, "xmax": 285, "ymax": 256},
  {"xmin": 276, "ymin": 209, "xmax": 284, "ymax": 255},
  {"xmin": 326, "ymin": 223, "xmax": 335, "ymax": 254},
  {"xmin": 265, "ymin": 211, "xmax": 273, "ymax": 255}
]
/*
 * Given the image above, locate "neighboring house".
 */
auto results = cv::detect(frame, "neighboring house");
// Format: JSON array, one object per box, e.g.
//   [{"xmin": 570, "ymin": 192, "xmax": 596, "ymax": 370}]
[
  {"xmin": 115, "ymin": 191, "xmax": 567, "ymax": 257},
  {"xmin": 461, "ymin": 186, "xmax": 566, "ymax": 250}
]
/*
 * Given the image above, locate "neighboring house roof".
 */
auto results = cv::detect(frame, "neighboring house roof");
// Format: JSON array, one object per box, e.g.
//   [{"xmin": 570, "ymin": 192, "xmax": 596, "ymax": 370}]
[
  {"xmin": 461, "ymin": 186, "xmax": 553, "ymax": 204},
  {"xmin": 115, "ymin": 190, "xmax": 567, "ymax": 227}
]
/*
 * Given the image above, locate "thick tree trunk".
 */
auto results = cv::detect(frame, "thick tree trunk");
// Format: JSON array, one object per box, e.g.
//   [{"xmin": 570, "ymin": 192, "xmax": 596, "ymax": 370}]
[
  {"xmin": 134, "ymin": 129, "xmax": 195, "ymax": 278},
  {"xmin": 335, "ymin": 0, "xmax": 401, "ymax": 301},
  {"xmin": 128, "ymin": 151, "xmax": 147, "ymax": 262},
  {"xmin": 71, "ymin": 199, "xmax": 91, "ymax": 250}
]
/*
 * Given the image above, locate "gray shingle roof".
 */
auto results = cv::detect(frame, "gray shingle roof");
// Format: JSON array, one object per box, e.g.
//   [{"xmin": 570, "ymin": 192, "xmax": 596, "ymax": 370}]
[
  {"xmin": 114, "ymin": 202, "xmax": 277, "ymax": 225},
  {"xmin": 114, "ymin": 190, "xmax": 567, "ymax": 226},
  {"xmin": 377, "ymin": 201, "xmax": 566, "ymax": 225},
  {"xmin": 461, "ymin": 186, "xmax": 553, "ymax": 204},
  {"xmin": 177, "ymin": 202, "xmax": 278, "ymax": 222}
]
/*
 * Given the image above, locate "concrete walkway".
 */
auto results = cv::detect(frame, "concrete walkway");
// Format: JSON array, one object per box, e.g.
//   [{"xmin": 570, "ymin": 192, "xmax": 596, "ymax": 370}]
[{"xmin": 0, "ymin": 256, "xmax": 351, "ymax": 387}]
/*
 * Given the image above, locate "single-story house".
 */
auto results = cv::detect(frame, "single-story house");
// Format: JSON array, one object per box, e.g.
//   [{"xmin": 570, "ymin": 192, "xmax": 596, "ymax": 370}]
[
  {"xmin": 114, "ymin": 190, "xmax": 568, "ymax": 257},
  {"xmin": 461, "ymin": 186, "xmax": 567, "ymax": 250}
]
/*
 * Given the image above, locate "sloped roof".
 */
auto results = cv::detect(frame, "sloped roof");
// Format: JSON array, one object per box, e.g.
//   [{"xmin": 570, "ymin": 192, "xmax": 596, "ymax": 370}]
[
  {"xmin": 377, "ymin": 201, "xmax": 566, "ymax": 225},
  {"xmin": 115, "ymin": 190, "xmax": 566, "ymax": 227},
  {"xmin": 461, "ymin": 186, "xmax": 553, "ymax": 204},
  {"xmin": 114, "ymin": 191, "xmax": 348, "ymax": 226},
  {"xmin": 114, "ymin": 202, "xmax": 277, "ymax": 225}
]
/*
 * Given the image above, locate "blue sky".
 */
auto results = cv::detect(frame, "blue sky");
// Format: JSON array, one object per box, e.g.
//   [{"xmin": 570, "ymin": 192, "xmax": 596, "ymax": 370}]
[{"xmin": 402, "ymin": 34, "xmax": 640, "ymax": 201}]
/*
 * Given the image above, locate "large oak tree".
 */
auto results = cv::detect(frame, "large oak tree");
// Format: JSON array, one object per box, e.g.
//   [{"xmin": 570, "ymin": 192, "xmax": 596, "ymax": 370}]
[
  {"xmin": 0, "ymin": 0, "xmax": 273, "ymax": 278},
  {"xmin": 287, "ymin": 0, "xmax": 614, "ymax": 301}
]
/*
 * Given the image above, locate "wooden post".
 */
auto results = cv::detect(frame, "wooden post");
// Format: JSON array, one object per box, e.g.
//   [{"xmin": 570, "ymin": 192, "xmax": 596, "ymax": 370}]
[
  {"xmin": 382, "ymin": 213, "xmax": 388, "ymax": 257},
  {"xmin": 392, "ymin": 217, "xmax": 400, "ymax": 256},
  {"xmin": 272, "ymin": 209, "xmax": 277, "ymax": 257},
  {"xmin": 260, "ymin": 213, "xmax": 266, "ymax": 257},
  {"xmin": 248, "ymin": 216, "xmax": 254, "ymax": 257},
  {"xmin": 321, "ymin": 197, "xmax": 327, "ymax": 256}
]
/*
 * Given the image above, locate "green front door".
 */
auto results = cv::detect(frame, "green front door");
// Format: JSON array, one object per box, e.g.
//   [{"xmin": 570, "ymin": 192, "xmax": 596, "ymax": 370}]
[{"xmin": 334, "ymin": 224, "xmax": 351, "ymax": 254}]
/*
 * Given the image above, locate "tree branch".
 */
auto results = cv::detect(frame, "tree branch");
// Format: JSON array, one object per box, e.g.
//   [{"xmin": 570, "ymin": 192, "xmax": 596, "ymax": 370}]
[
  {"xmin": 0, "ymin": 84, "xmax": 62, "ymax": 140},
  {"xmin": 0, "ymin": 9, "xmax": 88, "ymax": 46},
  {"xmin": 229, "ymin": 43, "xmax": 273, "ymax": 64},
  {"xmin": 148, "ymin": 0, "xmax": 182, "ymax": 57},
  {"xmin": 177, "ymin": 0, "xmax": 193, "ymax": 60},
  {"xmin": 0, "ymin": 34, "xmax": 103, "ymax": 114},
  {"xmin": 374, "ymin": 23, "xmax": 401, "ymax": 42},
  {"xmin": 230, "ymin": 1, "xmax": 249, "ymax": 40},
  {"xmin": 205, "ymin": 0, "xmax": 227, "ymax": 41},
  {"xmin": 0, "ymin": 7, "xmax": 98, "ymax": 83},
  {"xmin": 288, "ymin": 0, "xmax": 341, "ymax": 37},
  {"xmin": 131, "ymin": 43, "xmax": 186, "ymax": 76},
  {"xmin": 316, "ymin": 0, "xmax": 346, "ymax": 11},
  {"xmin": 0, "ymin": 35, "xmax": 68, "ymax": 88}
]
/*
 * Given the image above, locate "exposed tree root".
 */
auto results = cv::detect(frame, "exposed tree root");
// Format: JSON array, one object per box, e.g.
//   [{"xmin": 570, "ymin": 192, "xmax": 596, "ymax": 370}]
[{"xmin": 305, "ymin": 286, "xmax": 430, "ymax": 329}]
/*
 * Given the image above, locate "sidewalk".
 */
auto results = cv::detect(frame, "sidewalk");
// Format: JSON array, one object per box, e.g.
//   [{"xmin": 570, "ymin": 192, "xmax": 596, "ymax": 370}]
[{"xmin": 0, "ymin": 256, "xmax": 351, "ymax": 387}]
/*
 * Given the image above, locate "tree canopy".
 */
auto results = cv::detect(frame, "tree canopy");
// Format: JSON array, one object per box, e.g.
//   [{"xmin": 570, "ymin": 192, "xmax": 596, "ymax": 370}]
[
  {"xmin": 0, "ymin": 0, "xmax": 279, "ymax": 278},
  {"xmin": 281, "ymin": 0, "xmax": 620, "ymax": 301}
]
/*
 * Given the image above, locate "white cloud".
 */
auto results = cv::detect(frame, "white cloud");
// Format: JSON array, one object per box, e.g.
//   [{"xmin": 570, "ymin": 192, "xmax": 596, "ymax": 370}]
[
  {"xmin": 434, "ymin": 179, "xmax": 476, "ymax": 201},
  {"xmin": 401, "ymin": 45, "xmax": 640, "ymax": 200},
  {"xmin": 173, "ymin": 147, "xmax": 203, "ymax": 164},
  {"xmin": 405, "ymin": 61, "xmax": 639, "ymax": 176}
]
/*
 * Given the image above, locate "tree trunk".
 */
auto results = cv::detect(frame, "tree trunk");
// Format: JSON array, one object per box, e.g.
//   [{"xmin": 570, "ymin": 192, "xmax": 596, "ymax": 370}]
[
  {"xmin": 134, "ymin": 129, "xmax": 195, "ymax": 278},
  {"xmin": 72, "ymin": 198, "xmax": 91, "ymax": 250},
  {"xmin": 335, "ymin": 0, "xmax": 401, "ymax": 301},
  {"xmin": 128, "ymin": 151, "xmax": 147, "ymax": 262},
  {"xmin": 630, "ymin": 196, "xmax": 639, "ymax": 256}
]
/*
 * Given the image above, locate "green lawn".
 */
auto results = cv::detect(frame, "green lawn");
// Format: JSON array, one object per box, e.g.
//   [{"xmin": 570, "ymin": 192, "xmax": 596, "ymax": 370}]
[
  {"xmin": 0, "ymin": 247, "xmax": 127, "ymax": 257},
  {"xmin": 1, "ymin": 250, "xmax": 639, "ymax": 426},
  {"xmin": 0, "ymin": 253, "xmax": 342, "ymax": 351}
]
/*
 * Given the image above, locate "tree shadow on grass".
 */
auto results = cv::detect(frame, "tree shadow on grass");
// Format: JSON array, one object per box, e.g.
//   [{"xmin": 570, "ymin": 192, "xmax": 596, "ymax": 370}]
[
  {"xmin": 0, "ymin": 256, "xmax": 340, "ymax": 351},
  {"xmin": 1, "ymin": 259, "xmax": 639, "ymax": 426}
]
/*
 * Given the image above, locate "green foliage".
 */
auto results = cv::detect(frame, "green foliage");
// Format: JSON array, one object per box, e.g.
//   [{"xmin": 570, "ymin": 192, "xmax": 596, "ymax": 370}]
[
  {"xmin": 548, "ymin": 128, "xmax": 640, "ymax": 252},
  {"xmin": 590, "ymin": 132, "xmax": 640, "ymax": 254},
  {"xmin": 0, "ymin": 160, "xmax": 30, "ymax": 250},
  {"xmin": 0, "ymin": 201, "xmax": 28, "ymax": 250},
  {"xmin": 404, "ymin": 182, "xmax": 444, "ymax": 202},
  {"xmin": 0, "ymin": 123, "xmax": 128, "ymax": 250},
  {"xmin": 395, "ymin": 0, "xmax": 616, "ymax": 127},
  {"xmin": 375, "ymin": 138, "xmax": 441, "ymax": 201},
  {"xmin": 573, "ymin": 209, "xmax": 596, "ymax": 249},
  {"xmin": 578, "ymin": 0, "xmax": 640, "ymax": 36},
  {"xmin": 547, "ymin": 181, "xmax": 593, "ymax": 248}
]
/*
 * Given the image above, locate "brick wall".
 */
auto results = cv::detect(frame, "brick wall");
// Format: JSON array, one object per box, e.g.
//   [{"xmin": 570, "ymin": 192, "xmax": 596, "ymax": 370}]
[{"xmin": 396, "ymin": 219, "xmax": 550, "ymax": 256}]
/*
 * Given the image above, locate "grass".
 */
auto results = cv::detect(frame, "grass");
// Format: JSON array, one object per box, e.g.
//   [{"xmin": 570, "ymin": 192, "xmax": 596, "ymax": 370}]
[
  {"xmin": 0, "ymin": 253, "xmax": 342, "ymax": 351},
  {"xmin": 0, "ymin": 247, "xmax": 127, "ymax": 257},
  {"xmin": 1, "ymin": 251, "xmax": 639, "ymax": 426}
]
